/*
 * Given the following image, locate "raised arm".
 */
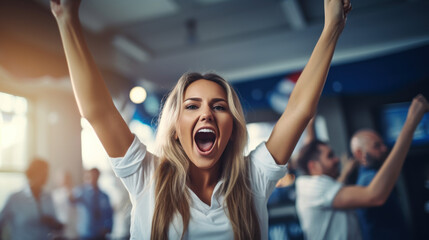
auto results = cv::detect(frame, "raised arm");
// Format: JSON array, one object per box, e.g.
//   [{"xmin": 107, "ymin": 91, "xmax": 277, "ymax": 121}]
[
  {"xmin": 51, "ymin": 0, "xmax": 133, "ymax": 157},
  {"xmin": 303, "ymin": 116, "xmax": 317, "ymax": 145},
  {"xmin": 266, "ymin": 0, "xmax": 351, "ymax": 165},
  {"xmin": 333, "ymin": 94, "xmax": 429, "ymax": 208}
]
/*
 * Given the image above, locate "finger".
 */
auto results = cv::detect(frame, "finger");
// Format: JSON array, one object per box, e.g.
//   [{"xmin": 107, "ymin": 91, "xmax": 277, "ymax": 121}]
[
  {"xmin": 418, "ymin": 95, "xmax": 429, "ymax": 109},
  {"xmin": 345, "ymin": 7, "xmax": 352, "ymax": 16},
  {"xmin": 414, "ymin": 94, "xmax": 424, "ymax": 102},
  {"xmin": 417, "ymin": 94, "xmax": 427, "ymax": 103},
  {"xmin": 344, "ymin": 3, "xmax": 352, "ymax": 15},
  {"xmin": 343, "ymin": 0, "xmax": 351, "ymax": 8},
  {"xmin": 413, "ymin": 94, "xmax": 429, "ymax": 110},
  {"xmin": 50, "ymin": 0, "xmax": 60, "ymax": 10},
  {"xmin": 347, "ymin": 3, "xmax": 352, "ymax": 12}
]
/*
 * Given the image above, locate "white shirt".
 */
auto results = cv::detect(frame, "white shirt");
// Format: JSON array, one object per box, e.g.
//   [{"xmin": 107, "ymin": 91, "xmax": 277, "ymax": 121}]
[
  {"xmin": 295, "ymin": 175, "xmax": 362, "ymax": 240},
  {"xmin": 109, "ymin": 135, "xmax": 287, "ymax": 239}
]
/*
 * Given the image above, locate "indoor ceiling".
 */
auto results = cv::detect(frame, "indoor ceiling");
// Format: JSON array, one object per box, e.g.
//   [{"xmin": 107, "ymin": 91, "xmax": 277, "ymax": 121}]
[{"xmin": 1, "ymin": 0, "xmax": 429, "ymax": 92}]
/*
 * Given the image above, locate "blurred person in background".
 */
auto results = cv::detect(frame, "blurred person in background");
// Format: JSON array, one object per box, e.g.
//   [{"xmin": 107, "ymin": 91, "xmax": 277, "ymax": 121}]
[
  {"xmin": 295, "ymin": 94, "xmax": 429, "ymax": 240},
  {"xmin": 351, "ymin": 128, "xmax": 412, "ymax": 240},
  {"xmin": 70, "ymin": 168, "xmax": 113, "ymax": 240},
  {"xmin": 52, "ymin": 170, "xmax": 79, "ymax": 240},
  {"xmin": 0, "ymin": 158, "xmax": 63, "ymax": 240},
  {"xmin": 268, "ymin": 116, "xmax": 356, "ymax": 240},
  {"xmin": 270, "ymin": 116, "xmax": 357, "ymax": 206}
]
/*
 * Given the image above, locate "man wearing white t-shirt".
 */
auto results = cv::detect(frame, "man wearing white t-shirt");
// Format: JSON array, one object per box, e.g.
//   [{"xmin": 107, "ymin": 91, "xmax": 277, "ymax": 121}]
[{"xmin": 295, "ymin": 94, "xmax": 429, "ymax": 240}]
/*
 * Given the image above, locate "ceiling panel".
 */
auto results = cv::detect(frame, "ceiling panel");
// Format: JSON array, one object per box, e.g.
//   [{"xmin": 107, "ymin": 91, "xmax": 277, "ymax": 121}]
[
  {"xmin": 301, "ymin": 0, "xmax": 406, "ymax": 22},
  {"xmin": 195, "ymin": 0, "xmax": 231, "ymax": 5},
  {"xmin": 131, "ymin": 2, "xmax": 286, "ymax": 55},
  {"xmin": 2, "ymin": 0, "xmax": 429, "ymax": 93},
  {"xmin": 79, "ymin": 0, "xmax": 179, "ymax": 32}
]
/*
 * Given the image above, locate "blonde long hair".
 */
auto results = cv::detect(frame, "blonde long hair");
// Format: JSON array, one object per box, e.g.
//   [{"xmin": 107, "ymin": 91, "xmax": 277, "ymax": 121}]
[{"xmin": 151, "ymin": 72, "xmax": 261, "ymax": 240}]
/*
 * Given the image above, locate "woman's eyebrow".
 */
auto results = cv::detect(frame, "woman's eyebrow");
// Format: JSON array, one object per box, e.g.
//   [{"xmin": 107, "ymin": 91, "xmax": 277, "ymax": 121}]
[
  {"xmin": 184, "ymin": 97, "xmax": 202, "ymax": 102},
  {"xmin": 184, "ymin": 97, "xmax": 227, "ymax": 102},
  {"xmin": 212, "ymin": 98, "xmax": 227, "ymax": 103}
]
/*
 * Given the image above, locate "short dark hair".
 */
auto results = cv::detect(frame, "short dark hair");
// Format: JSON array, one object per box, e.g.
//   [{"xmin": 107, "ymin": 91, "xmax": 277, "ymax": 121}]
[{"xmin": 296, "ymin": 140, "xmax": 327, "ymax": 175}]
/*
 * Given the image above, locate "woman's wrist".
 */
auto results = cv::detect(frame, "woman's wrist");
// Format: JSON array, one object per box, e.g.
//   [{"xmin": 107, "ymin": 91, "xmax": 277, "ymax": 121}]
[
  {"xmin": 319, "ymin": 25, "xmax": 342, "ymax": 46},
  {"xmin": 55, "ymin": 13, "xmax": 81, "ymax": 32},
  {"xmin": 54, "ymin": 8, "xmax": 79, "ymax": 24},
  {"xmin": 323, "ymin": 21, "xmax": 344, "ymax": 37}
]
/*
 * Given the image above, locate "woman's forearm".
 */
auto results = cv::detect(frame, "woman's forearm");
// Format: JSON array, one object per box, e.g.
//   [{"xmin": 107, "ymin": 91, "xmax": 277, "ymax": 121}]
[
  {"xmin": 286, "ymin": 26, "xmax": 342, "ymax": 117},
  {"xmin": 52, "ymin": 0, "xmax": 134, "ymax": 157},
  {"xmin": 56, "ymin": 14, "xmax": 116, "ymax": 121}
]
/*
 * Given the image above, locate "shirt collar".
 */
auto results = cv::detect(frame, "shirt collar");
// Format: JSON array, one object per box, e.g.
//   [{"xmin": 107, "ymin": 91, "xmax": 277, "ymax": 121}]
[
  {"xmin": 22, "ymin": 183, "xmax": 33, "ymax": 197},
  {"xmin": 22, "ymin": 182, "xmax": 47, "ymax": 198}
]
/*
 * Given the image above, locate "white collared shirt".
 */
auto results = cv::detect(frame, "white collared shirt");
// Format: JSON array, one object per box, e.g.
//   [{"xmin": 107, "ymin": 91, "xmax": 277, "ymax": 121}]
[
  {"xmin": 110, "ymin": 135, "xmax": 287, "ymax": 239},
  {"xmin": 295, "ymin": 175, "xmax": 362, "ymax": 240}
]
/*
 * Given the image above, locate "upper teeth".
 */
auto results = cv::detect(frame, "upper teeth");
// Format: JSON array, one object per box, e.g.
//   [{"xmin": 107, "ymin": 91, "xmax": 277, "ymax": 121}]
[{"xmin": 198, "ymin": 128, "xmax": 214, "ymax": 133}]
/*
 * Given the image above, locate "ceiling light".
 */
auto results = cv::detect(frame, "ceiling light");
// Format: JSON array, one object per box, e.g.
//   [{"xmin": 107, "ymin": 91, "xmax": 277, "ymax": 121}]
[{"xmin": 129, "ymin": 86, "xmax": 147, "ymax": 104}]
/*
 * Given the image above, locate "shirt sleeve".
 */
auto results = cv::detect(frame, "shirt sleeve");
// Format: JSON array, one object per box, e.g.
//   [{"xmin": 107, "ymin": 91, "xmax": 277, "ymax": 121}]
[
  {"xmin": 296, "ymin": 175, "xmax": 343, "ymax": 208},
  {"xmin": 248, "ymin": 142, "xmax": 288, "ymax": 199},
  {"xmin": 109, "ymin": 135, "xmax": 158, "ymax": 197}
]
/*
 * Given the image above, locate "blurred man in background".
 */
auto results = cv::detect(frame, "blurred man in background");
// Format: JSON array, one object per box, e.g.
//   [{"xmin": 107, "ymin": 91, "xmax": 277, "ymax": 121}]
[
  {"xmin": 351, "ymin": 129, "xmax": 410, "ymax": 240},
  {"xmin": 70, "ymin": 168, "xmax": 113, "ymax": 240},
  {"xmin": 295, "ymin": 94, "xmax": 429, "ymax": 240},
  {"xmin": 0, "ymin": 158, "xmax": 62, "ymax": 240}
]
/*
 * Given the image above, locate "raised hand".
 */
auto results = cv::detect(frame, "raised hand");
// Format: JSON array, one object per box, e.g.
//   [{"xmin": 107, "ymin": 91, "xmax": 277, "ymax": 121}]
[
  {"xmin": 324, "ymin": 0, "xmax": 352, "ymax": 32},
  {"xmin": 50, "ymin": 0, "xmax": 81, "ymax": 19},
  {"xmin": 408, "ymin": 94, "xmax": 429, "ymax": 123}
]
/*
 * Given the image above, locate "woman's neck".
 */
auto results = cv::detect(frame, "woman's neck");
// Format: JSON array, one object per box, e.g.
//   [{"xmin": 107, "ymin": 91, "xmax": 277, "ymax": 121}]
[{"xmin": 188, "ymin": 163, "xmax": 221, "ymax": 206}]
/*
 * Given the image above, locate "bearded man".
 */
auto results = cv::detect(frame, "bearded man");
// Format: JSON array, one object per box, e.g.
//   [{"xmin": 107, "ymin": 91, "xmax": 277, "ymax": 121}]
[{"xmin": 351, "ymin": 129, "xmax": 409, "ymax": 240}]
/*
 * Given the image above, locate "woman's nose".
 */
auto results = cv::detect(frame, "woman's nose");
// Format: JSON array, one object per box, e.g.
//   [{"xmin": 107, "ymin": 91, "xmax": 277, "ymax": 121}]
[{"xmin": 200, "ymin": 107, "xmax": 213, "ymax": 122}]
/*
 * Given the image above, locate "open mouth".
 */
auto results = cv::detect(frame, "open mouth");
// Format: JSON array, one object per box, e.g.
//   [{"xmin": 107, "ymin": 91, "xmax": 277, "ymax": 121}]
[{"xmin": 194, "ymin": 128, "xmax": 216, "ymax": 153}]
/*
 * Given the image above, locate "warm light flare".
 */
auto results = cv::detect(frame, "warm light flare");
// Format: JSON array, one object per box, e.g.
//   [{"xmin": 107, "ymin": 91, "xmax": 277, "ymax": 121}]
[{"xmin": 129, "ymin": 86, "xmax": 147, "ymax": 104}]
